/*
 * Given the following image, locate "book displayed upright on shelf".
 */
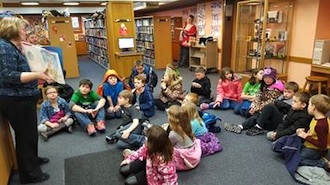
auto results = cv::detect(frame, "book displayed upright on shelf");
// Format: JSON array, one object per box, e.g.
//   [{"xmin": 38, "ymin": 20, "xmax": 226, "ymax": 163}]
[{"xmin": 21, "ymin": 42, "xmax": 65, "ymax": 84}]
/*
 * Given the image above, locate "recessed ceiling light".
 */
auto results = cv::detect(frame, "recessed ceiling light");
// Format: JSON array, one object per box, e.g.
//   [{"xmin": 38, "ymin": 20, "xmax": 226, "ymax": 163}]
[
  {"xmin": 101, "ymin": 2, "xmax": 107, "ymax": 6},
  {"xmin": 63, "ymin": 2, "xmax": 80, "ymax": 6},
  {"xmin": 21, "ymin": 2, "xmax": 39, "ymax": 6}
]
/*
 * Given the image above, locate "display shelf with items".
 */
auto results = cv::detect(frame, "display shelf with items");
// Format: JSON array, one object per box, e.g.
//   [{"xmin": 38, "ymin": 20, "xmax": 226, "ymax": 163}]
[
  {"xmin": 189, "ymin": 40, "xmax": 218, "ymax": 71},
  {"xmin": 84, "ymin": 18, "xmax": 109, "ymax": 69},
  {"xmin": 171, "ymin": 17, "xmax": 183, "ymax": 62},
  {"xmin": 135, "ymin": 16, "xmax": 172, "ymax": 69},
  {"xmin": 232, "ymin": 0, "xmax": 293, "ymax": 78}
]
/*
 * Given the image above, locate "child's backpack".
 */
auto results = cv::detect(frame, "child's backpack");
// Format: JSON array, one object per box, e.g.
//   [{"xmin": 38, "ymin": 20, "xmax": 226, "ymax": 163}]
[
  {"xmin": 199, "ymin": 132, "xmax": 223, "ymax": 157},
  {"xmin": 147, "ymin": 67, "xmax": 158, "ymax": 91},
  {"xmin": 44, "ymin": 82, "xmax": 74, "ymax": 102},
  {"xmin": 201, "ymin": 112, "xmax": 222, "ymax": 133}
]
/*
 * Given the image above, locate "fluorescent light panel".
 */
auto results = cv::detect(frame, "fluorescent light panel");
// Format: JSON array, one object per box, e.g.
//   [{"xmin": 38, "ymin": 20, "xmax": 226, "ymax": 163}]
[
  {"xmin": 21, "ymin": 2, "xmax": 39, "ymax": 6},
  {"xmin": 63, "ymin": 2, "xmax": 80, "ymax": 6}
]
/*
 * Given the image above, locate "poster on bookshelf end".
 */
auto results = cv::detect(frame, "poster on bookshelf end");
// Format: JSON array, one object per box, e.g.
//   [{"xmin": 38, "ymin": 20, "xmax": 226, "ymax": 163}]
[{"xmin": 21, "ymin": 42, "xmax": 65, "ymax": 84}]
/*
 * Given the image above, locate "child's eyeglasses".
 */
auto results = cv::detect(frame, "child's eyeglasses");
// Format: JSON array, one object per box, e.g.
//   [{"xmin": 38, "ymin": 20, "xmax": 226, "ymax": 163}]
[{"xmin": 46, "ymin": 91, "xmax": 57, "ymax": 95}]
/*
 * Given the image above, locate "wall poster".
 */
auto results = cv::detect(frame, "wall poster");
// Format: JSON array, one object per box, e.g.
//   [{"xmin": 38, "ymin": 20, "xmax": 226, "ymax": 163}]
[
  {"xmin": 211, "ymin": 1, "xmax": 222, "ymax": 37},
  {"xmin": 197, "ymin": 3, "xmax": 206, "ymax": 36}
]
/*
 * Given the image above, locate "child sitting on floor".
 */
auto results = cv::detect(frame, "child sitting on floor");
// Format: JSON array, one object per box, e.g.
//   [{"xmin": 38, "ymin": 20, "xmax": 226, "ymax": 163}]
[
  {"xmin": 120, "ymin": 125, "xmax": 178, "ymax": 185},
  {"xmin": 154, "ymin": 70, "xmax": 185, "ymax": 110},
  {"xmin": 224, "ymin": 80, "xmax": 289, "ymax": 135},
  {"xmin": 128, "ymin": 60, "xmax": 158, "ymax": 91},
  {"xmin": 234, "ymin": 68, "xmax": 263, "ymax": 116},
  {"xmin": 70, "ymin": 79, "xmax": 106, "ymax": 136},
  {"xmin": 297, "ymin": 94, "xmax": 330, "ymax": 171},
  {"xmin": 105, "ymin": 90, "xmax": 145, "ymax": 149},
  {"xmin": 167, "ymin": 105, "xmax": 202, "ymax": 170},
  {"xmin": 100, "ymin": 69, "xmax": 124, "ymax": 119},
  {"xmin": 132, "ymin": 74, "xmax": 155, "ymax": 119},
  {"xmin": 182, "ymin": 102, "xmax": 222, "ymax": 156},
  {"xmin": 183, "ymin": 92, "xmax": 222, "ymax": 133},
  {"xmin": 267, "ymin": 92, "xmax": 312, "ymax": 141},
  {"xmin": 246, "ymin": 67, "xmax": 284, "ymax": 116},
  {"xmin": 38, "ymin": 86, "xmax": 74, "ymax": 141},
  {"xmin": 200, "ymin": 67, "xmax": 242, "ymax": 110},
  {"xmin": 190, "ymin": 66, "xmax": 212, "ymax": 105}
]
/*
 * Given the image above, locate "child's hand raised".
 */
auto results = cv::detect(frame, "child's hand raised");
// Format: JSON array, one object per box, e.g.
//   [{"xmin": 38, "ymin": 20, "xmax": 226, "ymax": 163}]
[{"xmin": 161, "ymin": 82, "xmax": 166, "ymax": 90}]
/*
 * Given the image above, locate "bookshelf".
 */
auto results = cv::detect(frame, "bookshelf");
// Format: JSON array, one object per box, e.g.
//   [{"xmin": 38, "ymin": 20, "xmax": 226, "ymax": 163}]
[
  {"xmin": 135, "ymin": 16, "xmax": 172, "ymax": 69},
  {"xmin": 171, "ymin": 17, "xmax": 182, "ymax": 62},
  {"xmin": 85, "ymin": 18, "xmax": 109, "ymax": 69}
]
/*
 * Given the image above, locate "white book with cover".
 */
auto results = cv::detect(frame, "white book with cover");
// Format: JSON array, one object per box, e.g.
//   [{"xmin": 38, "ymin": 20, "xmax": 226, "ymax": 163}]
[{"xmin": 21, "ymin": 42, "xmax": 65, "ymax": 84}]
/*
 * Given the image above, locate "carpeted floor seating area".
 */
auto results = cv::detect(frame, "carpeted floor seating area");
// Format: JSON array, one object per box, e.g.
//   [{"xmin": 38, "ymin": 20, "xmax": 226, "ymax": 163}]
[{"xmin": 8, "ymin": 57, "xmax": 310, "ymax": 185}]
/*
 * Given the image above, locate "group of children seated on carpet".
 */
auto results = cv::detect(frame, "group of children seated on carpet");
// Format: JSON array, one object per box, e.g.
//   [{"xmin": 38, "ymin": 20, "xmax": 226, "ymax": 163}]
[{"xmin": 37, "ymin": 59, "xmax": 330, "ymax": 184}]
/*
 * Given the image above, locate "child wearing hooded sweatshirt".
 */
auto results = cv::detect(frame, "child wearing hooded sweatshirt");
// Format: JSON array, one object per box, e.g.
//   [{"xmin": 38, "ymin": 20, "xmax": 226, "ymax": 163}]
[
  {"xmin": 99, "ymin": 69, "xmax": 124, "ymax": 119},
  {"xmin": 200, "ymin": 67, "xmax": 242, "ymax": 110}
]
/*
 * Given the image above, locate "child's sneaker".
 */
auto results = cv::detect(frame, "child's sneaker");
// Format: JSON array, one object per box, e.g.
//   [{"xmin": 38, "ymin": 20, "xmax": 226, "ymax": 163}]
[
  {"xmin": 200, "ymin": 103, "xmax": 209, "ymax": 111},
  {"xmin": 67, "ymin": 125, "xmax": 73, "ymax": 133},
  {"xmin": 246, "ymin": 126, "xmax": 264, "ymax": 136},
  {"xmin": 95, "ymin": 121, "xmax": 106, "ymax": 133},
  {"xmin": 224, "ymin": 123, "xmax": 242, "ymax": 134},
  {"xmin": 105, "ymin": 134, "xmax": 118, "ymax": 144},
  {"xmin": 87, "ymin": 124, "xmax": 97, "ymax": 136}
]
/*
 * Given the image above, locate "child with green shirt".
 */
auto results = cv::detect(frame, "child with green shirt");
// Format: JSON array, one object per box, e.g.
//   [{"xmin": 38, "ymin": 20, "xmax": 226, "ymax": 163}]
[
  {"xmin": 70, "ymin": 79, "xmax": 106, "ymax": 136},
  {"xmin": 234, "ymin": 68, "xmax": 263, "ymax": 116}
]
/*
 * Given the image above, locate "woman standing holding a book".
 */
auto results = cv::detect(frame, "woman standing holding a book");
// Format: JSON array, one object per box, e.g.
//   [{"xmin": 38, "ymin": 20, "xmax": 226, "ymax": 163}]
[
  {"xmin": 176, "ymin": 15, "xmax": 197, "ymax": 67},
  {"xmin": 0, "ymin": 16, "xmax": 52, "ymax": 183}
]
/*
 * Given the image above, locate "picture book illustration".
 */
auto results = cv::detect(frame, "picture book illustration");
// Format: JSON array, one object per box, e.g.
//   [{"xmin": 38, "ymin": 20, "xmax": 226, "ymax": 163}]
[{"xmin": 22, "ymin": 42, "xmax": 65, "ymax": 84}]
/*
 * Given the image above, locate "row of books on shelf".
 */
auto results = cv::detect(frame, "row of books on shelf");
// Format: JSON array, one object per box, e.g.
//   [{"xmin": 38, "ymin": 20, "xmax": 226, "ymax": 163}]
[
  {"xmin": 87, "ymin": 44, "xmax": 108, "ymax": 57},
  {"xmin": 85, "ymin": 29, "xmax": 107, "ymax": 38},
  {"xmin": 88, "ymin": 52, "xmax": 109, "ymax": 69},
  {"xmin": 85, "ymin": 19, "xmax": 105, "ymax": 28},
  {"xmin": 136, "ymin": 41, "xmax": 154, "ymax": 50},
  {"xmin": 135, "ymin": 19, "xmax": 153, "ymax": 27},
  {"xmin": 143, "ymin": 49, "xmax": 155, "ymax": 59},
  {"xmin": 136, "ymin": 26, "xmax": 153, "ymax": 34},
  {"xmin": 136, "ymin": 33, "xmax": 154, "ymax": 42},
  {"xmin": 86, "ymin": 37, "xmax": 107, "ymax": 48},
  {"xmin": 142, "ymin": 56, "xmax": 155, "ymax": 66}
]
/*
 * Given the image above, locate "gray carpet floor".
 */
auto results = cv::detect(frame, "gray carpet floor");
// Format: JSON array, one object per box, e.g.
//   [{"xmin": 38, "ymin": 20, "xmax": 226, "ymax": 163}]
[{"xmin": 9, "ymin": 56, "xmax": 298, "ymax": 185}]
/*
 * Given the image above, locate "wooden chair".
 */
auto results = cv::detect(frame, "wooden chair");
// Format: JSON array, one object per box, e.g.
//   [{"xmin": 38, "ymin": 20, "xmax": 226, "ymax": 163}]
[
  {"xmin": 37, "ymin": 80, "xmax": 46, "ymax": 108},
  {"xmin": 302, "ymin": 76, "xmax": 329, "ymax": 95}
]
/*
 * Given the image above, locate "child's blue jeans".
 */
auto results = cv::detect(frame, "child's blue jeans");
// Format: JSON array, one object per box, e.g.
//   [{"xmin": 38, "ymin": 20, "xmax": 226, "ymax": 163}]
[
  {"xmin": 234, "ymin": 100, "xmax": 251, "ymax": 115},
  {"xmin": 115, "ymin": 122, "xmax": 145, "ymax": 149},
  {"xmin": 300, "ymin": 146, "xmax": 328, "ymax": 168},
  {"xmin": 209, "ymin": 98, "xmax": 238, "ymax": 110},
  {"xmin": 74, "ymin": 101, "xmax": 105, "ymax": 129}
]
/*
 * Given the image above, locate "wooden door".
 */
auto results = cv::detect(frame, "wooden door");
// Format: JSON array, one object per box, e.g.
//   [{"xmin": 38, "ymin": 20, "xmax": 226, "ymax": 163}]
[{"xmin": 47, "ymin": 17, "xmax": 79, "ymax": 78}]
